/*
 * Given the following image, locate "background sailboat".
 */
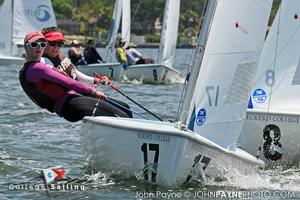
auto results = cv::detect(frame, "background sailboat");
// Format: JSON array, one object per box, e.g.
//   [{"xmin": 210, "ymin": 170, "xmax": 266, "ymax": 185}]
[
  {"xmin": 239, "ymin": 0, "xmax": 300, "ymax": 165},
  {"xmin": 0, "ymin": 0, "xmax": 57, "ymax": 65},
  {"xmin": 80, "ymin": 0, "xmax": 272, "ymax": 186},
  {"xmin": 0, "ymin": 0, "xmax": 23, "ymax": 64},
  {"xmin": 125, "ymin": 0, "xmax": 183, "ymax": 84},
  {"xmin": 76, "ymin": 0, "xmax": 123, "ymax": 81}
]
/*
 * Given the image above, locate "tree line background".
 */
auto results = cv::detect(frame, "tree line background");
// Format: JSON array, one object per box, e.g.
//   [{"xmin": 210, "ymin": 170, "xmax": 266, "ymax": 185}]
[
  {"xmin": 0, "ymin": 0, "xmax": 281, "ymax": 42},
  {"xmin": 52, "ymin": 0, "xmax": 281, "ymax": 39}
]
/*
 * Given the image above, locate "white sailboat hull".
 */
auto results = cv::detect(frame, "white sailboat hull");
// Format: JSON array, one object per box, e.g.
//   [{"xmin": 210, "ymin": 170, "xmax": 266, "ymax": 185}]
[
  {"xmin": 239, "ymin": 110, "xmax": 300, "ymax": 165},
  {"xmin": 76, "ymin": 63, "xmax": 123, "ymax": 81},
  {"xmin": 0, "ymin": 55, "xmax": 24, "ymax": 65},
  {"xmin": 126, "ymin": 64, "xmax": 183, "ymax": 84},
  {"xmin": 81, "ymin": 117, "xmax": 264, "ymax": 186},
  {"xmin": 239, "ymin": 1, "xmax": 300, "ymax": 167}
]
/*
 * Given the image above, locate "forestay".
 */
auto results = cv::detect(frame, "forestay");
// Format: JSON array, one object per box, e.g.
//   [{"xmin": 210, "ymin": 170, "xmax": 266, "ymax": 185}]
[
  {"xmin": 185, "ymin": 0, "xmax": 273, "ymax": 149},
  {"xmin": 157, "ymin": 0, "xmax": 180, "ymax": 67},
  {"xmin": 249, "ymin": 0, "xmax": 300, "ymax": 114}
]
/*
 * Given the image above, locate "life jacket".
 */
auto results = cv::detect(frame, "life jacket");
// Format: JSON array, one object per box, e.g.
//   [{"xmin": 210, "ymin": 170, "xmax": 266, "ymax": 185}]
[
  {"xmin": 19, "ymin": 62, "xmax": 68, "ymax": 113},
  {"xmin": 43, "ymin": 54, "xmax": 61, "ymax": 67},
  {"xmin": 43, "ymin": 54, "xmax": 77, "ymax": 80},
  {"xmin": 116, "ymin": 47, "xmax": 127, "ymax": 63},
  {"xmin": 68, "ymin": 48, "xmax": 82, "ymax": 65}
]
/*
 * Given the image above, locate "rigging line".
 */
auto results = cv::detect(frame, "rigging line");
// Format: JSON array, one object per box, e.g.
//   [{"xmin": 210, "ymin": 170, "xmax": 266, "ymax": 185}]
[
  {"xmin": 106, "ymin": 98, "xmax": 150, "ymax": 120},
  {"xmin": 266, "ymin": 5, "xmax": 281, "ymax": 126},
  {"xmin": 93, "ymin": 72, "xmax": 163, "ymax": 121},
  {"xmin": 257, "ymin": 4, "xmax": 282, "ymax": 159},
  {"xmin": 92, "ymin": 98, "xmax": 101, "ymax": 116},
  {"xmin": 175, "ymin": 0, "xmax": 208, "ymax": 121},
  {"xmin": 255, "ymin": 20, "xmax": 300, "ymax": 83}
]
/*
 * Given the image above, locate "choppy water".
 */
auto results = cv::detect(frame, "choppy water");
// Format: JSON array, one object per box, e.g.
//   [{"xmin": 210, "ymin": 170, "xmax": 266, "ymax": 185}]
[{"xmin": 0, "ymin": 49, "xmax": 299, "ymax": 199}]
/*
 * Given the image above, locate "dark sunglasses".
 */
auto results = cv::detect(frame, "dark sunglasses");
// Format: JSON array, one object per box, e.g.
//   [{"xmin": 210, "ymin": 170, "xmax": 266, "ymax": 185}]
[
  {"xmin": 26, "ymin": 42, "xmax": 47, "ymax": 48},
  {"xmin": 48, "ymin": 41, "xmax": 65, "ymax": 47}
]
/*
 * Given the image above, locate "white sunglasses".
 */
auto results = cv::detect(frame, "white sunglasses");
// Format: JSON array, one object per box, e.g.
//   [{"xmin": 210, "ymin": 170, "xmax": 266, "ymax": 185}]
[{"xmin": 26, "ymin": 42, "xmax": 47, "ymax": 48}]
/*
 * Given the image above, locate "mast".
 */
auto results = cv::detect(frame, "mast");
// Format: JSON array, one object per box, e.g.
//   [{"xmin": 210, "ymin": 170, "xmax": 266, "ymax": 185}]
[{"xmin": 179, "ymin": 0, "xmax": 217, "ymax": 125}]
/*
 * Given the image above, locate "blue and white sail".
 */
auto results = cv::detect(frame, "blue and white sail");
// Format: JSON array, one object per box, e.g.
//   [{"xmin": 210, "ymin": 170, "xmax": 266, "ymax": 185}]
[
  {"xmin": 0, "ymin": 0, "xmax": 55, "ymax": 63},
  {"xmin": 183, "ymin": 0, "xmax": 273, "ymax": 149},
  {"xmin": 249, "ymin": 0, "xmax": 300, "ymax": 114},
  {"xmin": 12, "ymin": 0, "xmax": 57, "ymax": 46},
  {"xmin": 0, "ymin": 0, "xmax": 56, "ymax": 58},
  {"xmin": 157, "ymin": 0, "xmax": 180, "ymax": 67}
]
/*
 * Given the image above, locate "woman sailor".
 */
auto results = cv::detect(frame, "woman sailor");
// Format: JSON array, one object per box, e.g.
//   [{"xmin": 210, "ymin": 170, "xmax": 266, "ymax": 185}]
[{"xmin": 19, "ymin": 31, "xmax": 132, "ymax": 122}]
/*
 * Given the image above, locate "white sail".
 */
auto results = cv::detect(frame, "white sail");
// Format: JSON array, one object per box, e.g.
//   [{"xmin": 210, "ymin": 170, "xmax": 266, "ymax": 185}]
[
  {"xmin": 0, "ymin": 0, "xmax": 13, "ymax": 55},
  {"xmin": 121, "ymin": 0, "xmax": 130, "ymax": 43},
  {"xmin": 106, "ymin": 0, "xmax": 122, "ymax": 62},
  {"xmin": 185, "ymin": 0, "xmax": 273, "ymax": 149},
  {"xmin": 178, "ymin": 0, "xmax": 217, "ymax": 122},
  {"xmin": 157, "ymin": 0, "xmax": 180, "ymax": 67},
  {"xmin": 12, "ymin": 0, "xmax": 57, "ymax": 46},
  {"xmin": 248, "ymin": 0, "xmax": 300, "ymax": 114}
]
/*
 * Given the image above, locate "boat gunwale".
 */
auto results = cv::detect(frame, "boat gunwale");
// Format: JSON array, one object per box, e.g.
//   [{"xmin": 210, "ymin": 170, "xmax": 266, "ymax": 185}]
[{"xmin": 82, "ymin": 116, "xmax": 264, "ymax": 166}]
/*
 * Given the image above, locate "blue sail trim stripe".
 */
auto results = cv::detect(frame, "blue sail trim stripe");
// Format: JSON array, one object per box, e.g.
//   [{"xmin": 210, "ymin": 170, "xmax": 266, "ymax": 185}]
[
  {"xmin": 248, "ymin": 97, "xmax": 253, "ymax": 109},
  {"xmin": 188, "ymin": 106, "xmax": 196, "ymax": 131}
]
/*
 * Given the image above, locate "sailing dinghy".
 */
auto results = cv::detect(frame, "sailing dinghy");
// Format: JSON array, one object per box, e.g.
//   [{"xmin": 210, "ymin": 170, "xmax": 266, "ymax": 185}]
[
  {"xmin": 0, "ymin": 0, "xmax": 57, "ymax": 65},
  {"xmin": 239, "ymin": 0, "xmax": 300, "ymax": 165},
  {"xmin": 77, "ymin": 0, "xmax": 123, "ymax": 81},
  {"xmin": 125, "ymin": 0, "xmax": 183, "ymax": 84},
  {"xmin": 80, "ymin": 0, "xmax": 273, "ymax": 186}
]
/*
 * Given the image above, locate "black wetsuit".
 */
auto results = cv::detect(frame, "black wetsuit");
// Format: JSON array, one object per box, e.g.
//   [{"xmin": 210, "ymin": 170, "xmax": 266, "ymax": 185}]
[
  {"xmin": 68, "ymin": 50, "xmax": 83, "ymax": 66},
  {"xmin": 84, "ymin": 46, "xmax": 104, "ymax": 64},
  {"xmin": 62, "ymin": 96, "xmax": 132, "ymax": 122}
]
